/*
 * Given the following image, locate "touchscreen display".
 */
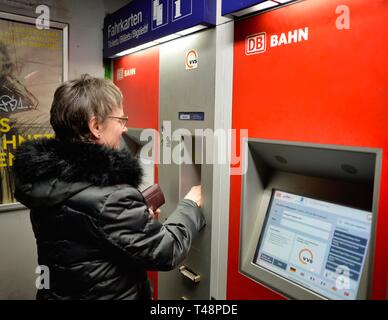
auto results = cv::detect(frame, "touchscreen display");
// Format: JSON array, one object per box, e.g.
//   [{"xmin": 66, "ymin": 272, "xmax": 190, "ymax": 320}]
[{"xmin": 253, "ymin": 190, "xmax": 372, "ymax": 300}]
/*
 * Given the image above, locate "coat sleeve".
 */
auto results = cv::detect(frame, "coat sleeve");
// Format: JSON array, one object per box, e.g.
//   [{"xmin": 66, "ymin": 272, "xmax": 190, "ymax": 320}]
[{"xmin": 96, "ymin": 186, "xmax": 206, "ymax": 271}]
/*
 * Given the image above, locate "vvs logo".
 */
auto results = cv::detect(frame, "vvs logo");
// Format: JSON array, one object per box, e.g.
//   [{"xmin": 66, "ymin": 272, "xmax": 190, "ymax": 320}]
[
  {"xmin": 185, "ymin": 49, "xmax": 198, "ymax": 70},
  {"xmin": 299, "ymin": 248, "xmax": 314, "ymax": 265}
]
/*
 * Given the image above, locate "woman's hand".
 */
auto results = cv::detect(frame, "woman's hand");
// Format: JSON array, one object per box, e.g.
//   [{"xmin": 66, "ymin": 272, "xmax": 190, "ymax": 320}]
[
  {"xmin": 184, "ymin": 185, "xmax": 202, "ymax": 208},
  {"xmin": 148, "ymin": 208, "xmax": 160, "ymax": 218}
]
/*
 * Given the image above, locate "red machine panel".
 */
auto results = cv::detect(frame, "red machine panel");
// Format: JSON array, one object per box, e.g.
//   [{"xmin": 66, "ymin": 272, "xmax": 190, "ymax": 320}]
[
  {"xmin": 228, "ymin": 0, "xmax": 387, "ymax": 299},
  {"xmin": 114, "ymin": 47, "xmax": 159, "ymax": 130},
  {"xmin": 113, "ymin": 47, "xmax": 160, "ymax": 298}
]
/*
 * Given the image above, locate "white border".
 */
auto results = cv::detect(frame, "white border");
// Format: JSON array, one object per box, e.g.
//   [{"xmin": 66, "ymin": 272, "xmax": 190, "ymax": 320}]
[
  {"xmin": 209, "ymin": 14, "xmax": 234, "ymax": 299},
  {"xmin": 151, "ymin": 0, "xmax": 169, "ymax": 30},
  {"xmin": 171, "ymin": 0, "xmax": 193, "ymax": 22},
  {"xmin": 0, "ymin": 11, "xmax": 68, "ymax": 209},
  {"xmin": 0, "ymin": 11, "xmax": 69, "ymax": 82}
]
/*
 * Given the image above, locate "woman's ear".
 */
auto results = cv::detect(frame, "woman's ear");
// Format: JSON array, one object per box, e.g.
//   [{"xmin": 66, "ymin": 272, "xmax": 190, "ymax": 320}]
[{"xmin": 88, "ymin": 116, "xmax": 101, "ymax": 140}]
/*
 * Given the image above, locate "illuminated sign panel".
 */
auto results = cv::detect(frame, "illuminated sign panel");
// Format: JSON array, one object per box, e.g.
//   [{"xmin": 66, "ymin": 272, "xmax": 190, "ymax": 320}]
[{"xmin": 103, "ymin": 0, "xmax": 215, "ymax": 58}]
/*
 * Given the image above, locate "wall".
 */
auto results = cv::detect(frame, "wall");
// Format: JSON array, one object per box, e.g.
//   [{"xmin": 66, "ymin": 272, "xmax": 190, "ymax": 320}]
[
  {"xmin": 0, "ymin": 206, "xmax": 36, "ymax": 299},
  {"xmin": 0, "ymin": 0, "xmax": 129, "ymax": 79},
  {"xmin": 0, "ymin": 0, "xmax": 129, "ymax": 299}
]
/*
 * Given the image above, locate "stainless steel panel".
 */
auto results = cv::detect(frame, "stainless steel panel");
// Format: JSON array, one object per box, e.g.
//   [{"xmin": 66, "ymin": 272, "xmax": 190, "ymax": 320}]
[{"xmin": 158, "ymin": 29, "xmax": 216, "ymax": 300}]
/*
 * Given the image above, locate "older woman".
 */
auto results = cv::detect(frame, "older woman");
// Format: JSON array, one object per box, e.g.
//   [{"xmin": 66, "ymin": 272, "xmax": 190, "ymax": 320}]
[{"xmin": 13, "ymin": 74, "xmax": 205, "ymax": 300}]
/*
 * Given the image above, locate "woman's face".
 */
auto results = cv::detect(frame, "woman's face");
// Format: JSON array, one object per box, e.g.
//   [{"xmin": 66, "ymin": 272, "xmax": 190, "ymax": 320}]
[{"xmin": 97, "ymin": 106, "xmax": 128, "ymax": 149}]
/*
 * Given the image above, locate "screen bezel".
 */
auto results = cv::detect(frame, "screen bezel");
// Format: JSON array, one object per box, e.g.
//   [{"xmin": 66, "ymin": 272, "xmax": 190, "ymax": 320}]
[{"xmin": 251, "ymin": 188, "xmax": 372, "ymax": 300}]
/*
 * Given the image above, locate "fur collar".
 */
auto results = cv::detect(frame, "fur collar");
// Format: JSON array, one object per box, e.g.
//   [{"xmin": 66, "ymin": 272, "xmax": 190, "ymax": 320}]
[{"xmin": 14, "ymin": 138, "xmax": 143, "ymax": 188}]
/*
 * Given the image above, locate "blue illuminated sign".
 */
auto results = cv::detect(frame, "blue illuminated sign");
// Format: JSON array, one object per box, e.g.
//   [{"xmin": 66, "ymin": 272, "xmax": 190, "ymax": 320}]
[
  {"xmin": 103, "ymin": 0, "xmax": 216, "ymax": 58},
  {"xmin": 222, "ymin": 0, "xmax": 268, "ymax": 16}
]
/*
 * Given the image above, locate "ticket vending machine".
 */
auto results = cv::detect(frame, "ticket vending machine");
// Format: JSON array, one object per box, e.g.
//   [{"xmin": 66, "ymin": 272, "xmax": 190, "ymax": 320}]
[
  {"xmin": 122, "ymin": 127, "xmax": 156, "ymax": 191},
  {"xmin": 227, "ymin": 0, "xmax": 388, "ymax": 299},
  {"xmin": 157, "ymin": 29, "xmax": 216, "ymax": 300},
  {"xmin": 113, "ymin": 46, "xmax": 160, "ymax": 190},
  {"xmin": 239, "ymin": 140, "xmax": 380, "ymax": 300},
  {"xmin": 113, "ymin": 28, "xmax": 217, "ymax": 299},
  {"xmin": 113, "ymin": 47, "xmax": 160, "ymax": 297}
]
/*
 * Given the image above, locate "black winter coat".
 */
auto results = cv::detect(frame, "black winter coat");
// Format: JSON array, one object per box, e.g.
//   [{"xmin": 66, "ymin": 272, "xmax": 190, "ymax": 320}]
[{"xmin": 13, "ymin": 138, "xmax": 205, "ymax": 300}]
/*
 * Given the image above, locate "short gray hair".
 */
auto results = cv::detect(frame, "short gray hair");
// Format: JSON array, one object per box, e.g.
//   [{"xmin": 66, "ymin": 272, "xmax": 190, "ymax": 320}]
[{"xmin": 50, "ymin": 74, "xmax": 123, "ymax": 142}]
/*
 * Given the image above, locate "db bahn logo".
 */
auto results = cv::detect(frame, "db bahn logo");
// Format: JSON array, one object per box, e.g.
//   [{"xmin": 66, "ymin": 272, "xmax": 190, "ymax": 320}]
[
  {"xmin": 246, "ymin": 32, "xmax": 267, "ymax": 55},
  {"xmin": 116, "ymin": 68, "xmax": 136, "ymax": 81},
  {"xmin": 245, "ymin": 27, "xmax": 309, "ymax": 55},
  {"xmin": 299, "ymin": 248, "xmax": 314, "ymax": 265}
]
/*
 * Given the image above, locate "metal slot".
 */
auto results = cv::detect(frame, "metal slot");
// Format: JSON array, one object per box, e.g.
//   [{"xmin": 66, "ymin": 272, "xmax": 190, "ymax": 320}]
[
  {"xmin": 179, "ymin": 265, "xmax": 201, "ymax": 283},
  {"xmin": 179, "ymin": 135, "xmax": 203, "ymax": 200}
]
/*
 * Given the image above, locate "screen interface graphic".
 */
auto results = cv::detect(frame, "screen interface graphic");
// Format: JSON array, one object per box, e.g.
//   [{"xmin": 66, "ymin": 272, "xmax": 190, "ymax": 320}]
[{"xmin": 253, "ymin": 190, "xmax": 372, "ymax": 300}]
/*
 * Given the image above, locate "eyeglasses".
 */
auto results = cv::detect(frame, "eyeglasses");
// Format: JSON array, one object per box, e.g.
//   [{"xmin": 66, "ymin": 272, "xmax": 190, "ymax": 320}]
[{"xmin": 107, "ymin": 115, "xmax": 128, "ymax": 128}]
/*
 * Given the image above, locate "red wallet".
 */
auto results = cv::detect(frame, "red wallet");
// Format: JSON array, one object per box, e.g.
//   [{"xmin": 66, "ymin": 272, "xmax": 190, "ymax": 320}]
[{"xmin": 142, "ymin": 184, "xmax": 165, "ymax": 211}]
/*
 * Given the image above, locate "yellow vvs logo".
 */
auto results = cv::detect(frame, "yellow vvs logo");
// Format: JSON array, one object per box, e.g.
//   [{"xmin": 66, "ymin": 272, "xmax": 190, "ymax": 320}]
[{"xmin": 299, "ymin": 248, "xmax": 314, "ymax": 265}]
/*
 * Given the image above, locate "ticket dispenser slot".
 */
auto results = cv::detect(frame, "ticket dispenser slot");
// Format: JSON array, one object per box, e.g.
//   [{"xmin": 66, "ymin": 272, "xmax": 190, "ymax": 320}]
[
  {"xmin": 178, "ymin": 135, "xmax": 203, "ymax": 287},
  {"xmin": 179, "ymin": 265, "xmax": 201, "ymax": 283},
  {"xmin": 239, "ymin": 139, "xmax": 381, "ymax": 300},
  {"xmin": 122, "ymin": 128, "xmax": 155, "ymax": 191},
  {"xmin": 179, "ymin": 135, "xmax": 202, "ymax": 200},
  {"xmin": 158, "ymin": 133, "xmax": 212, "ymax": 300}
]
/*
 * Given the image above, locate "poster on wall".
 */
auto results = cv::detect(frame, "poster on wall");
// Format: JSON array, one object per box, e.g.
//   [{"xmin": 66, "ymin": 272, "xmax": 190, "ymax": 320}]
[{"xmin": 0, "ymin": 12, "xmax": 68, "ymax": 205}]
